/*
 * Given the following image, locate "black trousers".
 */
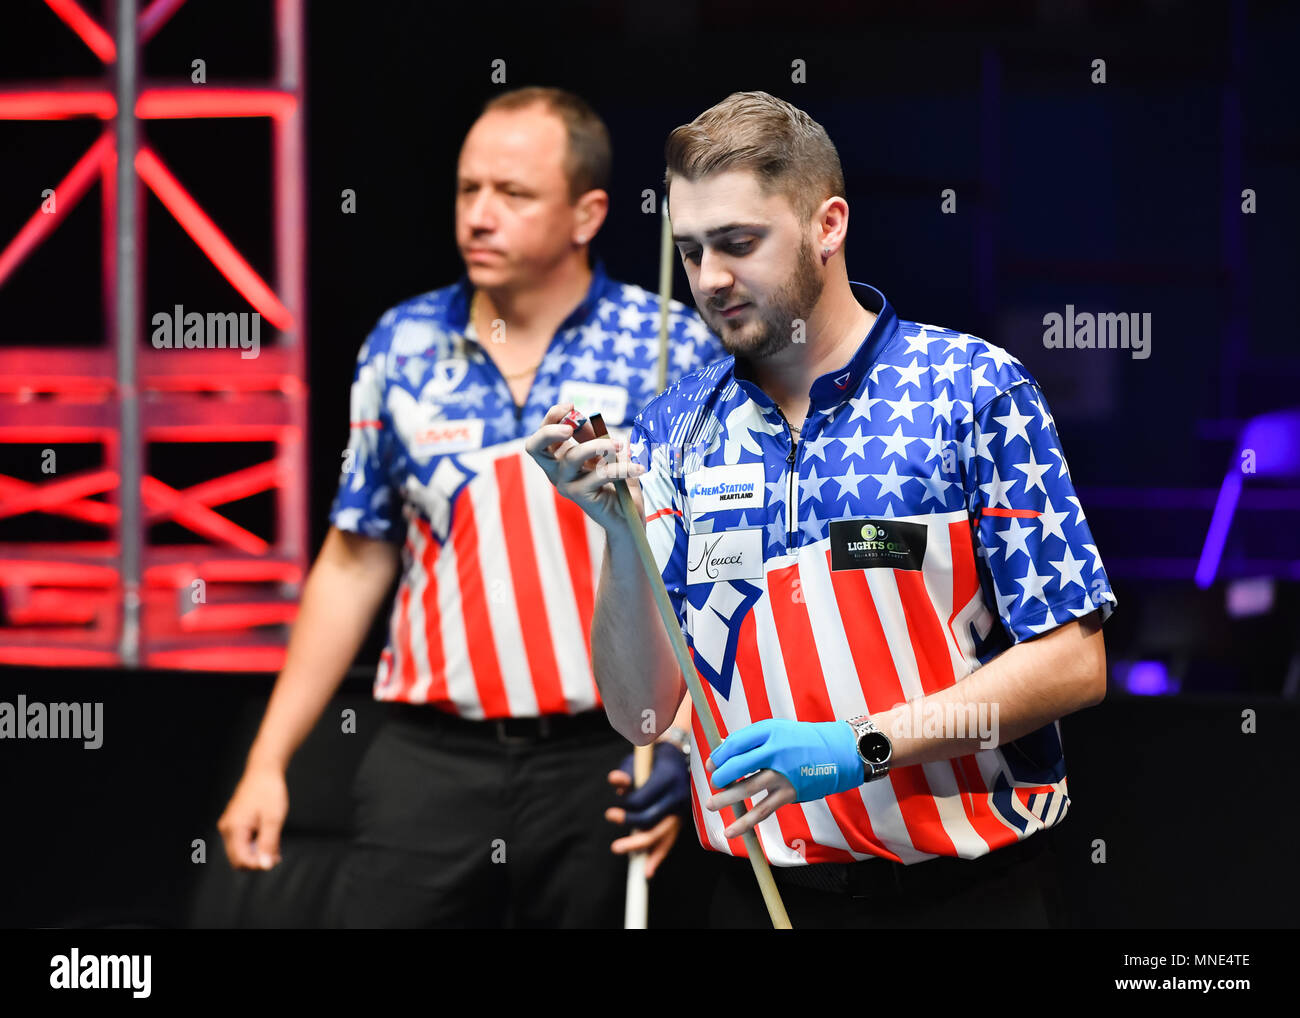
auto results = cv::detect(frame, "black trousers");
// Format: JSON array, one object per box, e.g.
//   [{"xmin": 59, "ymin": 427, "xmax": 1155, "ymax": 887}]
[
  {"xmin": 330, "ymin": 705, "xmax": 633, "ymax": 928},
  {"xmin": 709, "ymin": 826, "xmax": 1072, "ymax": 929}
]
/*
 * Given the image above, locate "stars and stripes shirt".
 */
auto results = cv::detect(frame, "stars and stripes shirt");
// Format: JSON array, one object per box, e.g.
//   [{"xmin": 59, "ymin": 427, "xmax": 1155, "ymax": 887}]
[
  {"xmin": 329, "ymin": 259, "xmax": 724, "ymax": 718},
  {"xmin": 629, "ymin": 282, "xmax": 1117, "ymax": 867}
]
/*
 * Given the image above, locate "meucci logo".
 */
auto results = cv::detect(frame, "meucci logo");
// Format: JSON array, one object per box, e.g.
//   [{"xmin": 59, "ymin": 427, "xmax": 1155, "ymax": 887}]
[
  {"xmin": 687, "ymin": 534, "xmax": 745, "ymax": 579},
  {"xmin": 50, "ymin": 949, "xmax": 151, "ymax": 998},
  {"xmin": 830, "ymin": 519, "xmax": 928, "ymax": 572},
  {"xmin": 0, "ymin": 696, "xmax": 102, "ymax": 748},
  {"xmin": 151, "ymin": 305, "xmax": 261, "ymax": 359},
  {"xmin": 1042, "ymin": 305, "xmax": 1151, "ymax": 360},
  {"xmin": 686, "ymin": 528, "xmax": 764, "ymax": 584},
  {"xmin": 800, "ymin": 763, "xmax": 836, "ymax": 777}
]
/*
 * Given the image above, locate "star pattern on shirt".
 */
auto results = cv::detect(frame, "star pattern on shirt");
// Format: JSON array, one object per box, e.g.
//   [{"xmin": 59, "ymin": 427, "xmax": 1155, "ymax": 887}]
[
  {"xmin": 836, "ymin": 429, "xmax": 871, "ymax": 461},
  {"xmin": 621, "ymin": 315, "xmax": 1114, "ymax": 644},
  {"xmin": 994, "ymin": 515, "xmax": 1034, "ymax": 560},
  {"xmin": 979, "ymin": 465, "xmax": 1017, "ymax": 509},
  {"xmin": 993, "ymin": 400, "xmax": 1035, "ymax": 447},
  {"xmin": 917, "ymin": 466, "xmax": 954, "ymax": 507},
  {"xmin": 871, "ymin": 462, "xmax": 914, "ymax": 502},
  {"xmin": 871, "ymin": 424, "xmax": 918, "ymax": 461},
  {"xmin": 930, "ymin": 354, "xmax": 961, "ymax": 386},
  {"xmin": 1014, "ymin": 559, "xmax": 1052, "ymax": 605},
  {"xmin": 1013, "ymin": 449, "xmax": 1052, "ymax": 495},
  {"xmin": 886, "ymin": 392, "xmax": 923, "ymax": 422},
  {"xmin": 1051, "ymin": 545, "xmax": 1088, "ymax": 591},
  {"xmin": 891, "ymin": 359, "xmax": 927, "ymax": 390},
  {"xmin": 330, "ymin": 272, "xmax": 726, "ymax": 550}
]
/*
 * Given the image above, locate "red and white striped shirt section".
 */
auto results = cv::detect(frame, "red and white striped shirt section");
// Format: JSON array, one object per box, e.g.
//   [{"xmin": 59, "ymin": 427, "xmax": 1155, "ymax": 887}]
[
  {"xmin": 650, "ymin": 508, "xmax": 1070, "ymax": 866},
  {"xmin": 375, "ymin": 438, "xmax": 615, "ymax": 719}
]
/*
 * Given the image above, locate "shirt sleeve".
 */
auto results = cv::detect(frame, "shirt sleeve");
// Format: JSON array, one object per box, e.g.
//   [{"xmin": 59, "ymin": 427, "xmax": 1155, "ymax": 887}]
[
  {"xmin": 965, "ymin": 379, "xmax": 1117, "ymax": 643},
  {"xmin": 629, "ymin": 413, "xmax": 690, "ymax": 636},
  {"xmin": 328, "ymin": 332, "xmax": 405, "ymax": 542}
]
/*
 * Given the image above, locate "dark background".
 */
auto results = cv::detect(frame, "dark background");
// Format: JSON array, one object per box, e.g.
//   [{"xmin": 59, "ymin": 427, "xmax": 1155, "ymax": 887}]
[{"xmin": 0, "ymin": 0, "xmax": 1297, "ymax": 927}]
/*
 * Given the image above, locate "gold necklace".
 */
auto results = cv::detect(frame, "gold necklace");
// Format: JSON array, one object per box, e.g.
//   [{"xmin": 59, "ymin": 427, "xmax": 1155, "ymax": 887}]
[
  {"xmin": 502, "ymin": 361, "xmax": 542, "ymax": 380},
  {"xmin": 472, "ymin": 290, "xmax": 542, "ymax": 381}
]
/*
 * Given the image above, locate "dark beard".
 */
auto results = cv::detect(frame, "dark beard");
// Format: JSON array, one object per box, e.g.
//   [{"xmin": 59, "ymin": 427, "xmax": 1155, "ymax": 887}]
[{"xmin": 711, "ymin": 237, "xmax": 825, "ymax": 362}]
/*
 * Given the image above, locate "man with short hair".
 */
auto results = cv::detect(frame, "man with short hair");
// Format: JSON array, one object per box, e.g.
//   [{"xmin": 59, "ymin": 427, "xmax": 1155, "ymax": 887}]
[
  {"xmin": 218, "ymin": 87, "xmax": 722, "ymax": 927},
  {"xmin": 527, "ymin": 91, "xmax": 1116, "ymax": 928}
]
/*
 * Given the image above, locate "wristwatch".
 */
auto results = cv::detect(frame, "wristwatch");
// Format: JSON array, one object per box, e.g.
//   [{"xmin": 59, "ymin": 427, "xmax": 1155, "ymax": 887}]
[
  {"xmin": 847, "ymin": 715, "xmax": 892, "ymax": 783},
  {"xmin": 658, "ymin": 726, "xmax": 691, "ymax": 761}
]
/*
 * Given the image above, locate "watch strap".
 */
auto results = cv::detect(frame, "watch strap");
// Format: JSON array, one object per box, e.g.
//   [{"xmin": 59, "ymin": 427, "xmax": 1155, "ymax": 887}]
[{"xmin": 847, "ymin": 714, "xmax": 891, "ymax": 782}]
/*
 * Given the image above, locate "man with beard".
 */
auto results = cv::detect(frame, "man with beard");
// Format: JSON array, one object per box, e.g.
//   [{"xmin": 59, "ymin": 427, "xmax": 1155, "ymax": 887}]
[
  {"xmin": 526, "ymin": 91, "xmax": 1117, "ymax": 928},
  {"xmin": 217, "ymin": 87, "xmax": 720, "ymax": 927}
]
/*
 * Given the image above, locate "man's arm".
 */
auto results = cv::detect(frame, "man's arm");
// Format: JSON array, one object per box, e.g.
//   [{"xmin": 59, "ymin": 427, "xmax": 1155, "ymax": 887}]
[
  {"xmin": 246, "ymin": 526, "xmax": 400, "ymax": 767},
  {"xmin": 591, "ymin": 523, "xmax": 686, "ymax": 745},
  {"xmin": 525, "ymin": 403, "xmax": 682, "ymax": 745},
  {"xmin": 217, "ymin": 526, "xmax": 400, "ymax": 867},
  {"xmin": 705, "ymin": 612, "xmax": 1106, "ymax": 838},
  {"xmin": 873, "ymin": 609, "xmax": 1105, "ymax": 768}
]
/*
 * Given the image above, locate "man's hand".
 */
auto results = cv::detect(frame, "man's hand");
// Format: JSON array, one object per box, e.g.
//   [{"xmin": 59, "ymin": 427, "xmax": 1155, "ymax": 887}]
[
  {"xmin": 524, "ymin": 403, "xmax": 647, "ymax": 531},
  {"xmin": 605, "ymin": 744, "xmax": 690, "ymax": 878},
  {"xmin": 217, "ymin": 763, "xmax": 288, "ymax": 870},
  {"xmin": 704, "ymin": 719, "xmax": 864, "ymax": 839}
]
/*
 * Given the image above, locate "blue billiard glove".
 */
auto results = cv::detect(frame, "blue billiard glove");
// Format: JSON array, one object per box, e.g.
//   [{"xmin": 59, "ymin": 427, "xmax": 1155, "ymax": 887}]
[
  {"xmin": 709, "ymin": 719, "xmax": 865, "ymax": 802},
  {"xmin": 615, "ymin": 744, "xmax": 691, "ymax": 828}
]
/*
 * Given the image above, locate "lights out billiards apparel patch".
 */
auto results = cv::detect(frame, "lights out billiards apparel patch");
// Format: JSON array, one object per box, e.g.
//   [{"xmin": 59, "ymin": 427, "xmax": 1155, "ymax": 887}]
[{"xmin": 829, "ymin": 519, "xmax": 928, "ymax": 572}]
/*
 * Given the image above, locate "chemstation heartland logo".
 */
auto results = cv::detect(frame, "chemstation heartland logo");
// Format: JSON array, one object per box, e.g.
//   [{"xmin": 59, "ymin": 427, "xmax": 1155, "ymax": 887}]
[
  {"xmin": 830, "ymin": 519, "xmax": 928, "ymax": 572},
  {"xmin": 689, "ymin": 479, "xmax": 755, "ymax": 501},
  {"xmin": 684, "ymin": 464, "xmax": 765, "ymax": 513}
]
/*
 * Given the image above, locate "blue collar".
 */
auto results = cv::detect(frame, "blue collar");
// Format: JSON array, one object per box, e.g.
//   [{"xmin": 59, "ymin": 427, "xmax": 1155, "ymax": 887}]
[
  {"xmin": 731, "ymin": 282, "xmax": 899, "ymax": 411},
  {"xmin": 446, "ymin": 256, "xmax": 611, "ymax": 335}
]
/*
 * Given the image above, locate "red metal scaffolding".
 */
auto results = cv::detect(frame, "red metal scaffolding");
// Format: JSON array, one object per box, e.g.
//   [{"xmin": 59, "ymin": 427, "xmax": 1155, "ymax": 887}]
[{"xmin": 0, "ymin": 0, "xmax": 307, "ymax": 671}]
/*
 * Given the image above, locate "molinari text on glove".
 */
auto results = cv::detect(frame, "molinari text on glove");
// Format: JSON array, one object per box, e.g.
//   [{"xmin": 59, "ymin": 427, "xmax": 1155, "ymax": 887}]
[{"xmin": 0, "ymin": 696, "xmax": 102, "ymax": 748}]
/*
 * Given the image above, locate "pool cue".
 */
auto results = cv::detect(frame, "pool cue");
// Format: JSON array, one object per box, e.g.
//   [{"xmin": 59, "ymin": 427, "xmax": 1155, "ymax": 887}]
[
  {"xmin": 622, "ymin": 737, "xmax": 652, "ymax": 929},
  {"xmin": 654, "ymin": 194, "xmax": 673, "ymax": 396},
  {"xmin": 623, "ymin": 195, "xmax": 677, "ymax": 929},
  {"xmin": 591, "ymin": 409, "xmax": 792, "ymax": 930}
]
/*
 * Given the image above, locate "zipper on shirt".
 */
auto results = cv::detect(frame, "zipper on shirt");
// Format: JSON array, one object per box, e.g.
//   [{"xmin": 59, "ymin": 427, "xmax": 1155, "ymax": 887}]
[
  {"xmin": 467, "ymin": 292, "xmax": 570, "ymax": 435},
  {"xmin": 475, "ymin": 352, "xmax": 528, "ymax": 427},
  {"xmin": 774, "ymin": 407, "xmax": 801, "ymax": 547}
]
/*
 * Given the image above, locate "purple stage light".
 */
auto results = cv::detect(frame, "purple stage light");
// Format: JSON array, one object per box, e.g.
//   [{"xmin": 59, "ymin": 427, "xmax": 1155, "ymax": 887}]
[{"xmin": 1119, "ymin": 660, "xmax": 1178, "ymax": 696}]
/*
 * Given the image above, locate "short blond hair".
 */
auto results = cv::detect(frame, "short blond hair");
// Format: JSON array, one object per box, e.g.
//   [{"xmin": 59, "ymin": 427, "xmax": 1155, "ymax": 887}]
[
  {"xmin": 480, "ymin": 86, "xmax": 611, "ymax": 202},
  {"xmin": 664, "ymin": 91, "xmax": 845, "ymax": 224}
]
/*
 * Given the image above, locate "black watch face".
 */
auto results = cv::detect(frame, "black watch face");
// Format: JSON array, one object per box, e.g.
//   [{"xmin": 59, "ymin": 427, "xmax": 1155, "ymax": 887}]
[{"xmin": 859, "ymin": 732, "xmax": 891, "ymax": 765}]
